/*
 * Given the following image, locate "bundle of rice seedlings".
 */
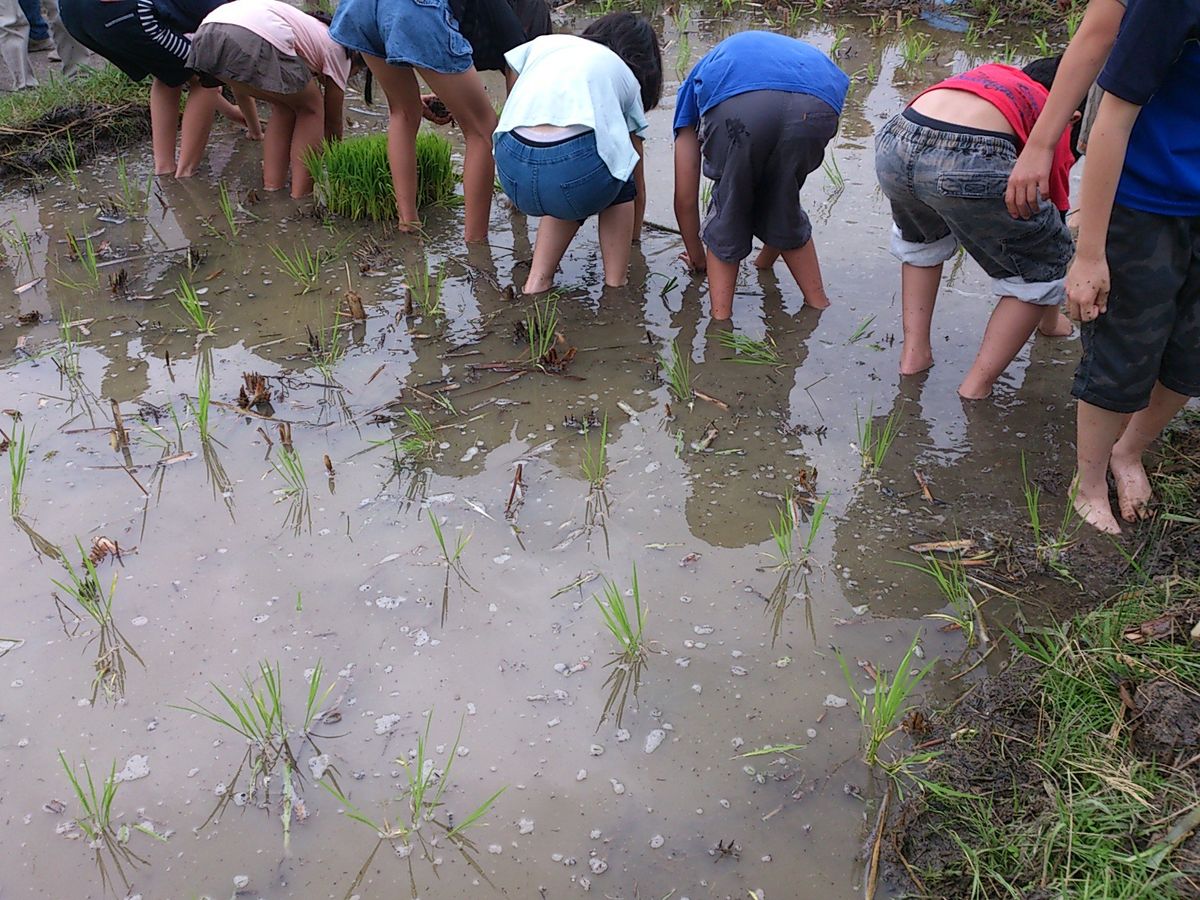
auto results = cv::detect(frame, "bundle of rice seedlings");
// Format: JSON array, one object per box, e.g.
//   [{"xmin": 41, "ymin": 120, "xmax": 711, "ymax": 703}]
[{"xmin": 306, "ymin": 130, "xmax": 459, "ymax": 222}]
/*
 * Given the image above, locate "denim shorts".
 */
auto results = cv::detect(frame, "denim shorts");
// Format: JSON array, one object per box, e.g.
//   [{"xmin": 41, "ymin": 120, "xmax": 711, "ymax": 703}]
[
  {"xmin": 1072, "ymin": 203, "xmax": 1200, "ymax": 413},
  {"xmin": 329, "ymin": 0, "xmax": 473, "ymax": 74},
  {"xmin": 700, "ymin": 90, "xmax": 838, "ymax": 262},
  {"xmin": 494, "ymin": 130, "xmax": 636, "ymax": 221},
  {"xmin": 875, "ymin": 111, "xmax": 1073, "ymax": 306}
]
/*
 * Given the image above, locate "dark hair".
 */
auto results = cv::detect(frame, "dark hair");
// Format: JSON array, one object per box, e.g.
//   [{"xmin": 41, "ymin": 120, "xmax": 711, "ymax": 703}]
[
  {"xmin": 580, "ymin": 13, "xmax": 662, "ymax": 111},
  {"xmin": 308, "ymin": 8, "xmax": 371, "ymax": 100},
  {"xmin": 1023, "ymin": 55, "xmax": 1086, "ymax": 152}
]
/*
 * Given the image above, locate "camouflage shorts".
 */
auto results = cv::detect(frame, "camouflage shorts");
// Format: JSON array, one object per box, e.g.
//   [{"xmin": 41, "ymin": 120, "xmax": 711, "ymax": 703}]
[{"xmin": 1072, "ymin": 203, "xmax": 1200, "ymax": 413}]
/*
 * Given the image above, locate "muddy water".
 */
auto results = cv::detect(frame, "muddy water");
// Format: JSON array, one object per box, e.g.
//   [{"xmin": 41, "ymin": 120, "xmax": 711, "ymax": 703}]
[{"xmin": 2, "ymin": 14, "xmax": 1082, "ymax": 900}]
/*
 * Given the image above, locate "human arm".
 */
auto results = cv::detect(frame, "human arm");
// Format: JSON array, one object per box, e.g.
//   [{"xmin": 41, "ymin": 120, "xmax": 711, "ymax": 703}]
[
  {"xmin": 673, "ymin": 125, "xmax": 705, "ymax": 272},
  {"xmin": 1005, "ymin": 0, "xmax": 1124, "ymax": 219},
  {"xmin": 323, "ymin": 79, "xmax": 345, "ymax": 141},
  {"xmin": 231, "ymin": 85, "xmax": 263, "ymax": 140},
  {"xmin": 632, "ymin": 134, "xmax": 646, "ymax": 243},
  {"xmin": 1064, "ymin": 93, "xmax": 1139, "ymax": 322}
]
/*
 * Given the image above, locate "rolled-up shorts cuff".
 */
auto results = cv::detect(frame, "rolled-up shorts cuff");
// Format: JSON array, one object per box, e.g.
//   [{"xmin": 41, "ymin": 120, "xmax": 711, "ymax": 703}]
[
  {"xmin": 1071, "ymin": 385, "xmax": 1149, "ymax": 415},
  {"xmin": 991, "ymin": 275, "xmax": 1064, "ymax": 306},
  {"xmin": 889, "ymin": 224, "xmax": 957, "ymax": 267}
]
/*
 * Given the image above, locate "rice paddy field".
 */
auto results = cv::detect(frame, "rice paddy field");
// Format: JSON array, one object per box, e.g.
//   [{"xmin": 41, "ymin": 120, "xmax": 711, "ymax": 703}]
[{"xmin": 0, "ymin": 7, "xmax": 1161, "ymax": 899}]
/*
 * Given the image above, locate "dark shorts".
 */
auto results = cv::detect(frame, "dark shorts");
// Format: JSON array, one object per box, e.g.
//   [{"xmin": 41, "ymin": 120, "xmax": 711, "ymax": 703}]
[
  {"xmin": 450, "ymin": 0, "xmax": 549, "ymax": 72},
  {"xmin": 330, "ymin": 0, "xmax": 473, "ymax": 74},
  {"xmin": 1072, "ymin": 203, "xmax": 1200, "ymax": 413},
  {"xmin": 494, "ymin": 129, "xmax": 635, "ymax": 221},
  {"xmin": 189, "ymin": 23, "xmax": 314, "ymax": 94},
  {"xmin": 60, "ymin": 0, "xmax": 193, "ymax": 87},
  {"xmin": 699, "ymin": 89, "xmax": 838, "ymax": 263},
  {"xmin": 875, "ymin": 110, "xmax": 1073, "ymax": 305}
]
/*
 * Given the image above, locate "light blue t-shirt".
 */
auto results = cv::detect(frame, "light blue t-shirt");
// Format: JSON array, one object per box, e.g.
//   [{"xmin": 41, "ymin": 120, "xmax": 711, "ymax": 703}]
[
  {"xmin": 673, "ymin": 31, "xmax": 849, "ymax": 133},
  {"xmin": 495, "ymin": 34, "xmax": 648, "ymax": 182}
]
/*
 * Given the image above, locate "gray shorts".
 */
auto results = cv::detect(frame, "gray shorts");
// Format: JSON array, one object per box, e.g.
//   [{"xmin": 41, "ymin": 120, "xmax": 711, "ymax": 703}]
[
  {"xmin": 875, "ymin": 111, "xmax": 1073, "ymax": 306},
  {"xmin": 699, "ymin": 89, "xmax": 838, "ymax": 263},
  {"xmin": 1072, "ymin": 203, "xmax": 1200, "ymax": 413},
  {"xmin": 189, "ymin": 23, "xmax": 314, "ymax": 94}
]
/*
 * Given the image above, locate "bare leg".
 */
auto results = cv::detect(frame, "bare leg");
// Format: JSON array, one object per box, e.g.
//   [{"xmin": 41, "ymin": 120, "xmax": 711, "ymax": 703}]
[
  {"xmin": 419, "ymin": 66, "xmax": 497, "ymax": 243},
  {"xmin": 364, "ymin": 55, "xmax": 422, "ymax": 230},
  {"xmin": 261, "ymin": 100, "xmax": 294, "ymax": 191},
  {"xmin": 753, "ymin": 246, "xmax": 780, "ymax": 269},
  {"xmin": 525, "ymin": 216, "xmax": 581, "ymax": 293},
  {"xmin": 1109, "ymin": 382, "xmax": 1190, "ymax": 522},
  {"xmin": 1074, "ymin": 399, "xmax": 1129, "ymax": 534},
  {"xmin": 958, "ymin": 296, "xmax": 1045, "ymax": 399},
  {"xmin": 899, "ymin": 261, "xmax": 942, "ymax": 376},
  {"xmin": 176, "ymin": 82, "xmax": 221, "ymax": 177},
  {"xmin": 215, "ymin": 92, "xmax": 248, "ymax": 127},
  {"xmin": 779, "ymin": 240, "xmax": 830, "ymax": 310},
  {"xmin": 1038, "ymin": 304, "xmax": 1074, "ymax": 336},
  {"xmin": 285, "ymin": 81, "xmax": 325, "ymax": 198},
  {"xmin": 149, "ymin": 78, "xmax": 183, "ymax": 175},
  {"xmin": 597, "ymin": 201, "xmax": 635, "ymax": 288},
  {"xmin": 706, "ymin": 250, "xmax": 739, "ymax": 320}
]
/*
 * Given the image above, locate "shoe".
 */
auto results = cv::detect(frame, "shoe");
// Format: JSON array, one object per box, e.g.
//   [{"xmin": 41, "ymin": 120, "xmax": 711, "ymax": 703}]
[{"xmin": 28, "ymin": 38, "xmax": 53, "ymax": 52}]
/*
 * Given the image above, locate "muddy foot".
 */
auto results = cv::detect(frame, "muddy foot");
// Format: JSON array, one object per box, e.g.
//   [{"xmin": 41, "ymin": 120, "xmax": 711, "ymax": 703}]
[
  {"xmin": 1038, "ymin": 311, "xmax": 1074, "ymax": 337},
  {"xmin": 1073, "ymin": 481, "xmax": 1122, "ymax": 534},
  {"xmin": 1110, "ymin": 451, "xmax": 1153, "ymax": 523},
  {"xmin": 957, "ymin": 380, "xmax": 993, "ymax": 401},
  {"xmin": 900, "ymin": 347, "xmax": 933, "ymax": 376},
  {"xmin": 802, "ymin": 291, "xmax": 831, "ymax": 310}
]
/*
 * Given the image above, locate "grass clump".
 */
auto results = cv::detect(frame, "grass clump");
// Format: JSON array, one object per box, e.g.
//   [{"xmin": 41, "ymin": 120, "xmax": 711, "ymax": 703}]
[
  {"xmin": 660, "ymin": 339, "xmax": 693, "ymax": 407},
  {"xmin": 7, "ymin": 421, "xmax": 30, "ymax": 517},
  {"xmin": 271, "ymin": 241, "xmax": 332, "ymax": 294},
  {"xmin": 307, "ymin": 130, "xmax": 459, "ymax": 222},
  {"xmin": 59, "ymin": 752, "xmax": 152, "ymax": 893},
  {"xmin": 716, "ymin": 330, "xmax": 782, "ymax": 366},
  {"xmin": 594, "ymin": 565, "xmax": 651, "ymax": 729},
  {"xmin": 896, "ymin": 553, "xmax": 984, "ymax": 648},
  {"xmin": 175, "ymin": 276, "xmax": 214, "ymax": 334},
  {"xmin": 855, "ymin": 403, "xmax": 903, "ymax": 476}
]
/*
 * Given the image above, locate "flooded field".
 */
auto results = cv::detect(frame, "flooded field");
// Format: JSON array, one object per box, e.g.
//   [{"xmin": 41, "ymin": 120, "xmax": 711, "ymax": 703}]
[{"xmin": 2, "ymin": 12, "xmax": 1095, "ymax": 900}]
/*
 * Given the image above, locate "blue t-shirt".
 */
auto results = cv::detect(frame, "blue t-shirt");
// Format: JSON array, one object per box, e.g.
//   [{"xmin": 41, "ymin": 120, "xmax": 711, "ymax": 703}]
[
  {"xmin": 672, "ymin": 31, "xmax": 849, "ymax": 133},
  {"xmin": 1097, "ymin": 0, "xmax": 1200, "ymax": 216}
]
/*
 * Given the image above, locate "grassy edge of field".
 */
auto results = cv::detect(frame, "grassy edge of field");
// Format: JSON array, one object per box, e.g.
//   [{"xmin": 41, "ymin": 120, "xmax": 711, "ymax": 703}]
[{"xmin": 885, "ymin": 411, "xmax": 1200, "ymax": 898}]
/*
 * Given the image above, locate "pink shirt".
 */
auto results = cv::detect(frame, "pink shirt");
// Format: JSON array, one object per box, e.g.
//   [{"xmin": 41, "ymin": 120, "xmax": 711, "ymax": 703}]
[{"xmin": 201, "ymin": 0, "xmax": 350, "ymax": 90}]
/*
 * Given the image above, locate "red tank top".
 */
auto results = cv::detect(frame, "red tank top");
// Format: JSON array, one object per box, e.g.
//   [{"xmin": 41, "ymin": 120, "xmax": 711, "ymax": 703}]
[{"xmin": 914, "ymin": 63, "xmax": 1075, "ymax": 212}]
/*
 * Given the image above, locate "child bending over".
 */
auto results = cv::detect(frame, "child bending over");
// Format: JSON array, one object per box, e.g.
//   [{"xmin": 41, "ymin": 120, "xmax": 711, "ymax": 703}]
[
  {"xmin": 188, "ymin": 0, "xmax": 362, "ymax": 199},
  {"xmin": 1065, "ymin": 0, "xmax": 1200, "ymax": 533},
  {"xmin": 493, "ymin": 13, "xmax": 661, "ymax": 293},
  {"xmin": 875, "ymin": 59, "xmax": 1082, "ymax": 400},
  {"xmin": 673, "ymin": 31, "xmax": 848, "ymax": 320}
]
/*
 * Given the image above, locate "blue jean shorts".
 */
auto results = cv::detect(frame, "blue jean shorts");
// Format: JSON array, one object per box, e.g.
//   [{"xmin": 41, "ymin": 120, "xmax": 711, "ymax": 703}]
[
  {"xmin": 329, "ymin": 0, "xmax": 473, "ymax": 74},
  {"xmin": 494, "ymin": 130, "xmax": 636, "ymax": 221},
  {"xmin": 875, "ymin": 110, "xmax": 1073, "ymax": 306}
]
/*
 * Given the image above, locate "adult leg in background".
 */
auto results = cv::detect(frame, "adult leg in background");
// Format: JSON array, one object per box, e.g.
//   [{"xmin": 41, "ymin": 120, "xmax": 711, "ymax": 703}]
[{"xmin": 0, "ymin": 0, "xmax": 35, "ymax": 91}]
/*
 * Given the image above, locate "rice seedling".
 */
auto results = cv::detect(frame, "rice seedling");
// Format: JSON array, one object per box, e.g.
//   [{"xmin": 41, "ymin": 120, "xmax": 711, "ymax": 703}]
[
  {"xmin": 898, "ymin": 30, "xmax": 936, "ymax": 66},
  {"xmin": 271, "ymin": 241, "xmax": 332, "ymax": 294},
  {"xmin": 51, "ymin": 540, "xmax": 143, "ymax": 703},
  {"xmin": 217, "ymin": 181, "xmax": 239, "ymax": 237},
  {"xmin": 848, "ymin": 313, "xmax": 876, "ymax": 343},
  {"xmin": 2, "ymin": 221, "xmax": 35, "ymax": 272},
  {"xmin": 1066, "ymin": 4, "xmax": 1084, "ymax": 38},
  {"xmin": 270, "ymin": 444, "xmax": 311, "ymax": 534},
  {"xmin": 392, "ymin": 407, "xmax": 437, "ymax": 460},
  {"xmin": 192, "ymin": 361, "xmax": 212, "ymax": 443},
  {"xmin": 836, "ymin": 630, "xmax": 936, "ymax": 766},
  {"xmin": 174, "ymin": 660, "xmax": 335, "ymax": 848},
  {"xmin": 1032, "ymin": 28, "xmax": 1052, "ymax": 56},
  {"xmin": 415, "ymin": 128, "xmax": 459, "ymax": 208},
  {"xmin": 7, "ymin": 422, "xmax": 30, "ymax": 517},
  {"xmin": 59, "ymin": 753, "xmax": 150, "ymax": 893},
  {"xmin": 308, "ymin": 312, "xmax": 347, "ymax": 382},
  {"xmin": 525, "ymin": 292, "xmax": 559, "ymax": 367},
  {"xmin": 594, "ymin": 565, "xmax": 650, "ymax": 729},
  {"xmin": 57, "ymin": 229, "xmax": 100, "ymax": 290},
  {"xmin": 822, "ymin": 149, "xmax": 845, "ymax": 190},
  {"xmin": 766, "ymin": 499, "xmax": 798, "ymax": 570},
  {"xmin": 716, "ymin": 330, "xmax": 782, "ymax": 366},
  {"xmin": 1021, "ymin": 453, "xmax": 1082, "ymax": 579},
  {"xmin": 981, "ymin": 5, "xmax": 1003, "ymax": 32},
  {"xmin": 430, "ymin": 513, "xmax": 474, "ymax": 624},
  {"xmin": 406, "ymin": 261, "xmax": 446, "ymax": 320},
  {"xmin": 660, "ymin": 339, "xmax": 693, "ymax": 407},
  {"xmin": 855, "ymin": 403, "xmax": 904, "ymax": 476},
  {"xmin": 580, "ymin": 414, "xmax": 609, "ymax": 490},
  {"xmin": 113, "ymin": 157, "xmax": 149, "ymax": 216},
  {"xmin": 48, "ymin": 131, "xmax": 80, "ymax": 189},
  {"xmin": 175, "ymin": 275, "xmax": 214, "ymax": 333},
  {"xmin": 320, "ymin": 712, "xmax": 505, "ymax": 898},
  {"xmin": 830, "ymin": 23, "xmax": 850, "ymax": 57},
  {"xmin": 895, "ymin": 554, "xmax": 982, "ymax": 647}
]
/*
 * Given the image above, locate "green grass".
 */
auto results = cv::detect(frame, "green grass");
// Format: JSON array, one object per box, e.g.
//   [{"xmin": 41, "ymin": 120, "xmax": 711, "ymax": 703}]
[
  {"xmin": 52, "ymin": 540, "xmax": 143, "ymax": 702},
  {"xmin": 174, "ymin": 660, "xmax": 334, "ymax": 849},
  {"xmin": 855, "ymin": 403, "xmax": 903, "ymax": 476},
  {"xmin": 271, "ymin": 241, "xmax": 332, "ymax": 294},
  {"xmin": 0, "ymin": 65, "xmax": 150, "ymax": 178},
  {"xmin": 8, "ymin": 422, "xmax": 30, "ymax": 517},
  {"xmin": 320, "ymin": 711, "xmax": 505, "ymax": 897},
  {"xmin": 306, "ymin": 130, "xmax": 459, "ymax": 222},
  {"xmin": 594, "ymin": 565, "xmax": 650, "ymax": 729},
  {"xmin": 716, "ymin": 331, "xmax": 782, "ymax": 366},
  {"xmin": 175, "ymin": 276, "xmax": 214, "ymax": 334},
  {"xmin": 660, "ymin": 339, "xmax": 693, "ymax": 406},
  {"xmin": 837, "ymin": 630, "xmax": 935, "ymax": 766},
  {"xmin": 898, "ymin": 29, "xmax": 936, "ymax": 65}
]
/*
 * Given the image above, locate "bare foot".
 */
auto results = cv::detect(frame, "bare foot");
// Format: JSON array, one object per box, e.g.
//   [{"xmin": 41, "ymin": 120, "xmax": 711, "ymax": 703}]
[
  {"xmin": 802, "ymin": 290, "xmax": 831, "ymax": 310},
  {"xmin": 957, "ymin": 379, "xmax": 993, "ymax": 401},
  {"xmin": 523, "ymin": 275, "xmax": 555, "ymax": 294},
  {"xmin": 1109, "ymin": 450, "xmax": 1153, "ymax": 523},
  {"xmin": 1073, "ymin": 479, "xmax": 1122, "ymax": 534},
  {"xmin": 900, "ymin": 345, "xmax": 933, "ymax": 376},
  {"xmin": 1038, "ymin": 310, "xmax": 1074, "ymax": 337}
]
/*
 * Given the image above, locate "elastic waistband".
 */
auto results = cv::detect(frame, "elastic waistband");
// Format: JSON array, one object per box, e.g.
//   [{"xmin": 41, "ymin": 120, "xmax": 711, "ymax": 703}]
[
  {"xmin": 511, "ymin": 128, "xmax": 594, "ymax": 148},
  {"xmin": 887, "ymin": 110, "xmax": 1017, "ymax": 155}
]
